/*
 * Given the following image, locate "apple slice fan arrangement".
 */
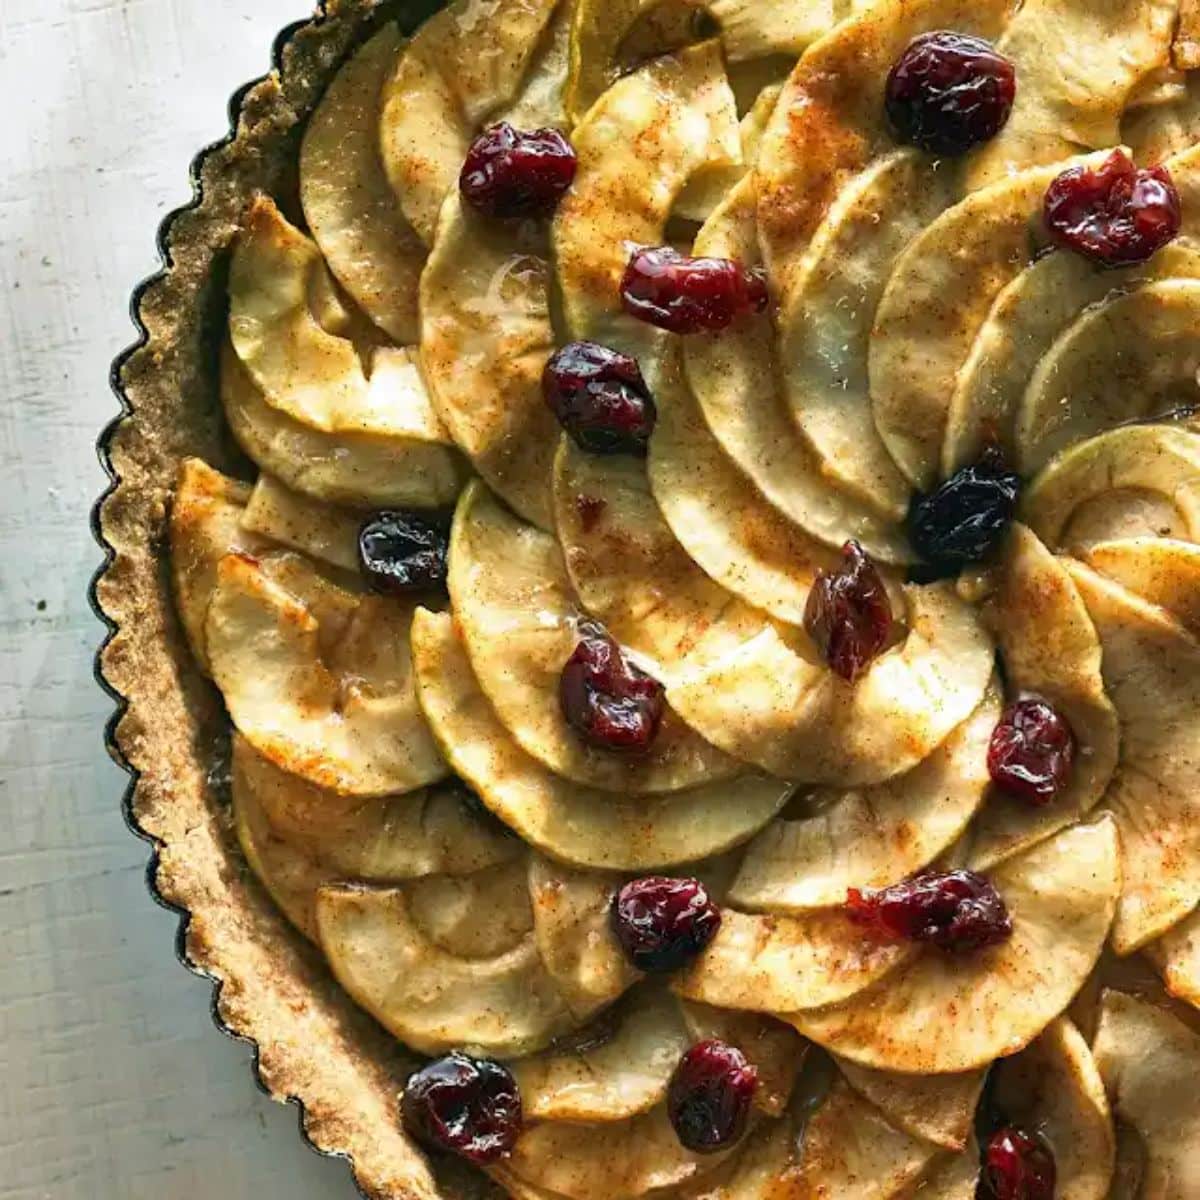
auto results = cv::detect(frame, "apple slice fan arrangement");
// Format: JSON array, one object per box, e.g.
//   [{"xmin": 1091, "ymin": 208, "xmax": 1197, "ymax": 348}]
[{"xmin": 162, "ymin": 0, "xmax": 1200, "ymax": 1195}]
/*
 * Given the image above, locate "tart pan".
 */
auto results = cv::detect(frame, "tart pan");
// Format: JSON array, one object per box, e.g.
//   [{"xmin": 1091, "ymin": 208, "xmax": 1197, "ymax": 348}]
[{"xmin": 91, "ymin": 2, "xmax": 496, "ymax": 1195}]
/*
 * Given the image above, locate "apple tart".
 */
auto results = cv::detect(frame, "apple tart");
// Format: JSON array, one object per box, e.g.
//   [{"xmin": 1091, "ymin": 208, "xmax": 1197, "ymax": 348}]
[{"xmin": 98, "ymin": 0, "xmax": 1200, "ymax": 1195}]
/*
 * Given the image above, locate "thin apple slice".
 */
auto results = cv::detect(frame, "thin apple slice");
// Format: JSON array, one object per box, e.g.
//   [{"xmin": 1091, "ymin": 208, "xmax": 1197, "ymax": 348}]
[
  {"xmin": 791, "ymin": 819, "xmax": 1121, "ymax": 1074},
  {"xmin": 965, "ymin": 0, "xmax": 1175, "ymax": 190},
  {"xmin": 781, "ymin": 149, "xmax": 951, "ymax": 518},
  {"xmin": 707, "ymin": 0, "xmax": 832, "ymax": 59},
  {"xmin": 1086, "ymin": 538, "xmax": 1200, "ymax": 637},
  {"xmin": 404, "ymin": 859, "xmax": 533, "ymax": 961},
  {"xmin": 299, "ymin": 24, "xmax": 424, "ymax": 343},
  {"xmin": 1145, "ymin": 911, "xmax": 1200, "ymax": 1009},
  {"xmin": 970, "ymin": 526, "xmax": 1119, "ymax": 870},
  {"xmin": 378, "ymin": 0, "xmax": 561, "ymax": 244},
  {"xmin": 1063, "ymin": 562, "xmax": 1200, "ymax": 954},
  {"xmin": 668, "ymin": 584, "xmax": 993, "ymax": 786},
  {"xmin": 1022, "ymin": 425, "xmax": 1200, "ymax": 551},
  {"xmin": 528, "ymin": 854, "xmax": 640, "ymax": 1016},
  {"xmin": 554, "ymin": 40, "xmax": 740, "ymax": 387},
  {"xmin": 221, "ymin": 341, "xmax": 466, "ymax": 510},
  {"xmin": 411, "ymin": 608, "xmax": 791, "ymax": 869},
  {"xmin": 512, "ymin": 989, "xmax": 690, "ymax": 1123},
  {"xmin": 835, "ymin": 1060, "xmax": 985, "ymax": 1152},
  {"xmin": 448, "ymin": 482, "xmax": 740, "ymax": 794},
  {"xmin": 241, "ymin": 474, "xmax": 361, "ymax": 574},
  {"xmin": 316, "ymin": 884, "xmax": 575, "ymax": 1057},
  {"xmin": 870, "ymin": 153, "xmax": 1109, "ymax": 491},
  {"xmin": 684, "ymin": 174, "xmax": 911, "ymax": 564},
  {"xmin": 1125, "ymin": 74, "xmax": 1200, "ymax": 163},
  {"xmin": 206, "ymin": 554, "xmax": 446, "ymax": 799},
  {"xmin": 905, "ymin": 1146, "xmax": 980, "ymax": 1200},
  {"xmin": 1016, "ymin": 279, "xmax": 1200, "ymax": 474},
  {"xmin": 1093, "ymin": 991, "xmax": 1200, "ymax": 1199},
  {"xmin": 730, "ymin": 684, "xmax": 998, "ymax": 913}
]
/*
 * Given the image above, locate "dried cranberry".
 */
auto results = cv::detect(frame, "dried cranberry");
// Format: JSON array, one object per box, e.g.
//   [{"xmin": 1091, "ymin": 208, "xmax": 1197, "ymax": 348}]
[
  {"xmin": 611, "ymin": 876, "xmax": 722, "ymax": 972},
  {"xmin": 358, "ymin": 510, "xmax": 450, "ymax": 593},
  {"xmin": 1044, "ymin": 150, "xmax": 1182, "ymax": 268},
  {"xmin": 620, "ymin": 246, "xmax": 769, "ymax": 334},
  {"xmin": 459, "ymin": 123, "xmax": 577, "ymax": 219},
  {"xmin": 847, "ymin": 869, "xmax": 1013, "ymax": 954},
  {"xmin": 401, "ymin": 1053, "xmax": 522, "ymax": 1164},
  {"xmin": 560, "ymin": 624, "xmax": 666, "ymax": 753},
  {"xmin": 988, "ymin": 698, "xmax": 1076, "ymax": 806},
  {"xmin": 543, "ymin": 341, "xmax": 657, "ymax": 455},
  {"xmin": 668, "ymin": 1040, "xmax": 758, "ymax": 1154},
  {"xmin": 885, "ymin": 31, "xmax": 1016, "ymax": 156},
  {"xmin": 805, "ymin": 541, "xmax": 893, "ymax": 682},
  {"xmin": 979, "ymin": 1128, "xmax": 1057, "ymax": 1200},
  {"xmin": 908, "ymin": 451, "xmax": 1021, "ymax": 575}
]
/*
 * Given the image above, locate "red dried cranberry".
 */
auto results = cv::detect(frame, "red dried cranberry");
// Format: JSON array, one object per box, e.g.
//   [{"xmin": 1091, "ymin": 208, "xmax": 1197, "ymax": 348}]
[
  {"xmin": 988, "ymin": 698, "xmax": 1076, "ymax": 806},
  {"xmin": 358, "ymin": 510, "xmax": 450, "ymax": 593},
  {"xmin": 543, "ymin": 341, "xmax": 657, "ymax": 455},
  {"xmin": 668, "ymin": 1040, "xmax": 758, "ymax": 1154},
  {"xmin": 611, "ymin": 876, "xmax": 722, "ymax": 972},
  {"xmin": 620, "ymin": 246, "xmax": 769, "ymax": 334},
  {"xmin": 1044, "ymin": 150, "xmax": 1181, "ymax": 268},
  {"xmin": 401, "ymin": 1053, "xmax": 522, "ymax": 1164},
  {"xmin": 459, "ymin": 123, "xmax": 577, "ymax": 219},
  {"xmin": 847, "ymin": 869, "xmax": 1013, "ymax": 954},
  {"xmin": 980, "ymin": 1128, "xmax": 1057, "ymax": 1200},
  {"xmin": 560, "ymin": 624, "xmax": 666, "ymax": 753},
  {"xmin": 805, "ymin": 541, "xmax": 893, "ymax": 682},
  {"xmin": 885, "ymin": 31, "xmax": 1016, "ymax": 156},
  {"xmin": 908, "ymin": 450, "xmax": 1021, "ymax": 575}
]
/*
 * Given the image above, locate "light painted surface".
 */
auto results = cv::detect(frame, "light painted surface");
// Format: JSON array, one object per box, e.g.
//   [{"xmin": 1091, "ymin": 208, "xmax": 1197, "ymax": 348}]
[{"xmin": 0, "ymin": 1, "xmax": 360, "ymax": 1195}]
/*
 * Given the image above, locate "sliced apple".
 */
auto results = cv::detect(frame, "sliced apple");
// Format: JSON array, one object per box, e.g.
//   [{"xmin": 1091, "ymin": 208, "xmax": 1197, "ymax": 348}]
[
  {"xmin": 668, "ymin": 583, "xmax": 993, "ymax": 786},
  {"xmin": 449, "ymin": 481, "xmax": 739, "ymax": 794},
  {"xmin": 1062, "ymin": 562, "xmax": 1200, "ymax": 954},
  {"xmin": 991, "ymin": 1017, "xmax": 1115, "ymax": 1200},
  {"xmin": 1016, "ymin": 279, "xmax": 1200, "ymax": 474},
  {"xmin": 791, "ymin": 819, "xmax": 1121, "ymax": 1074},
  {"xmin": 170, "ymin": 458, "xmax": 266, "ymax": 674},
  {"xmin": 528, "ymin": 854, "xmax": 640, "ymax": 1016},
  {"xmin": 965, "ymin": 0, "xmax": 1176, "ymax": 190},
  {"xmin": 554, "ymin": 40, "xmax": 740, "ymax": 386},
  {"xmin": 1145, "ymin": 910, "xmax": 1200, "ymax": 1009},
  {"xmin": 316, "ymin": 884, "xmax": 575, "ymax": 1057},
  {"xmin": 411, "ymin": 608, "xmax": 791, "ymax": 869},
  {"xmin": 206, "ymin": 553, "xmax": 446, "ymax": 799},
  {"xmin": 943, "ymin": 240, "xmax": 1200, "ymax": 476},
  {"xmin": 904, "ymin": 1146, "xmax": 980, "ymax": 1200},
  {"xmin": 1093, "ymin": 990, "xmax": 1200, "ymax": 1199},
  {"xmin": 835, "ymin": 1060, "xmax": 985, "ymax": 1152},
  {"xmin": 1086, "ymin": 538, "xmax": 1200, "ymax": 637},
  {"xmin": 970, "ymin": 526, "xmax": 1119, "ymax": 870},
  {"xmin": 499, "ymin": 0, "xmax": 572, "ymax": 131},
  {"xmin": 781, "ymin": 149, "xmax": 951, "ymax": 517},
  {"xmin": 683, "ymin": 174, "xmax": 911, "ymax": 565},
  {"xmin": 240, "ymin": 474, "xmax": 361, "ymax": 574},
  {"xmin": 378, "ymin": 0, "xmax": 561, "ymax": 244},
  {"xmin": 708, "ymin": 0, "xmax": 833, "ymax": 59},
  {"xmin": 299, "ymin": 24, "xmax": 424, "ymax": 343},
  {"xmin": 1022, "ymin": 425, "xmax": 1200, "ymax": 551},
  {"xmin": 870, "ymin": 152, "xmax": 1108, "ymax": 491},
  {"xmin": 512, "ymin": 989, "xmax": 690, "ymax": 1123},
  {"xmin": 730, "ymin": 684, "xmax": 998, "ymax": 913},
  {"xmin": 1125, "ymin": 74, "xmax": 1200, "ymax": 163}
]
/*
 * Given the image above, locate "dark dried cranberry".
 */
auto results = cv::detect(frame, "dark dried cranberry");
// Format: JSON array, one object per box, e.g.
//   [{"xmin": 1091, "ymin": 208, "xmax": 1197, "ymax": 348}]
[
  {"xmin": 401, "ymin": 1053, "xmax": 522, "ymax": 1164},
  {"xmin": 611, "ymin": 876, "xmax": 722, "ymax": 972},
  {"xmin": 620, "ymin": 246, "xmax": 769, "ymax": 334},
  {"xmin": 358, "ymin": 510, "xmax": 450, "ymax": 593},
  {"xmin": 668, "ymin": 1040, "xmax": 758, "ymax": 1154},
  {"xmin": 459, "ymin": 123, "xmax": 577, "ymax": 219},
  {"xmin": 560, "ymin": 625, "xmax": 665, "ymax": 753},
  {"xmin": 885, "ymin": 31, "xmax": 1016, "ymax": 156},
  {"xmin": 979, "ymin": 1128, "xmax": 1057, "ymax": 1200},
  {"xmin": 988, "ymin": 698, "xmax": 1076, "ymax": 806},
  {"xmin": 543, "ymin": 341, "xmax": 657, "ymax": 455},
  {"xmin": 1044, "ymin": 150, "xmax": 1182, "ymax": 268},
  {"xmin": 805, "ymin": 541, "xmax": 893, "ymax": 682},
  {"xmin": 847, "ymin": 869, "xmax": 1013, "ymax": 954},
  {"xmin": 908, "ymin": 451, "xmax": 1021, "ymax": 574}
]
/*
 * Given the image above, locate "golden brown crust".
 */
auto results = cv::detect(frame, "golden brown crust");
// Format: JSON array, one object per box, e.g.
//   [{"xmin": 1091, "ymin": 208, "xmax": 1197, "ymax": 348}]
[{"xmin": 93, "ymin": 2, "xmax": 498, "ymax": 1196}]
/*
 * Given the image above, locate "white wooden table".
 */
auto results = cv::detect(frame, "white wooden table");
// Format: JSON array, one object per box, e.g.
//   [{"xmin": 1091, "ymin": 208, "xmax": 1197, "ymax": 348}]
[{"xmin": 1, "ymin": 2, "xmax": 360, "ymax": 1195}]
